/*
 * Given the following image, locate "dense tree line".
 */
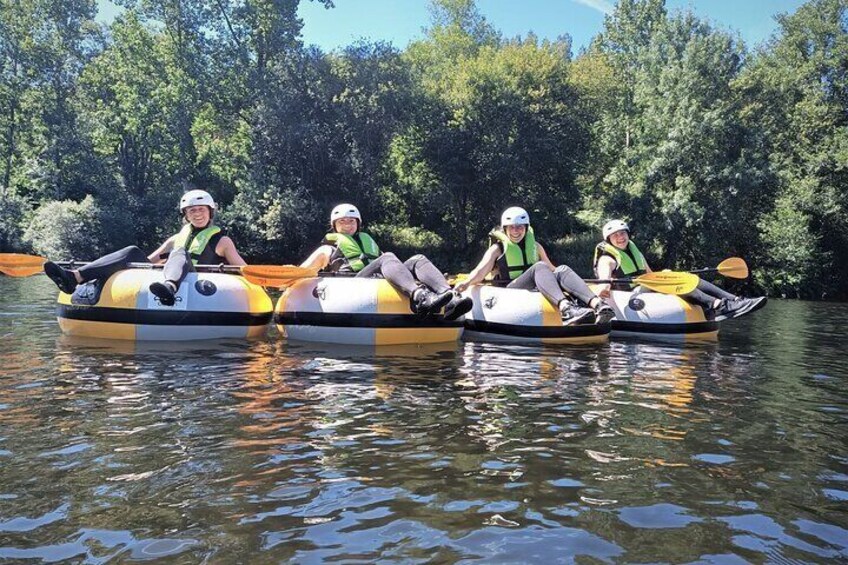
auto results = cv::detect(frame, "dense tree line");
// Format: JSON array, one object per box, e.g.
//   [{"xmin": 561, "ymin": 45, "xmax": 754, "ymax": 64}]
[{"xmin": 0, "ymin": 0, "xmax": 845, "ymax": 299}]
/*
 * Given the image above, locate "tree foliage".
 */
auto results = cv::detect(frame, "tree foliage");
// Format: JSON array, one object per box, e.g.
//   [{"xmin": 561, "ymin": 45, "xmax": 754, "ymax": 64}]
[{"xmin": 1, "ymin": 0, "xmax": 846, "ymax": 298}]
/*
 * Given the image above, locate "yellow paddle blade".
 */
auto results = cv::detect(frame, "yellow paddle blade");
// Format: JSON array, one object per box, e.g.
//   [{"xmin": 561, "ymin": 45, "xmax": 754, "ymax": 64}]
[
  {"xmin": 240, "ymin": 265, "xmax": 318, "ymax": 288},
  {"xmin": 448, "ymin": 273, "xmax": 470, "ymax": 286},
  {"xmin": 633, "ymin": 271, "xmax": 699, "ymax": 295},
  {"xmin": 0, "ymin": 253, "xmax": 47, "ymax": 277},
  {"xmin": 716, "ymin": 257, "xmax": 748, "ymax": 279}
]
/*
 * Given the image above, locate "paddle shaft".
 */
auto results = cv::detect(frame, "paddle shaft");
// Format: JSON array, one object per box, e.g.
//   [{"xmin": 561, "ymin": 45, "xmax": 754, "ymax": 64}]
[
  {"xmin": 53, "ymin": 260, "xmax": 243, "ymax": 274},
  {"xmin": 689, "ymin": 267, "xmax": 719, "ymax": 275}
]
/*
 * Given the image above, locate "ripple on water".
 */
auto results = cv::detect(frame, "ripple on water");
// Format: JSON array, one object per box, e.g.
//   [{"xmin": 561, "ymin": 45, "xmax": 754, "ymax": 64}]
[
  {"xmin": 0, "ymin": 281, "xmax": 846, "ymax": 563},
  {"xmin": 618, "ymin": 503, "xmax": 702, "ymax": 529},
  {"xmin": 692, "ymin": 453, "xmax": 736, "ymax": 465}
]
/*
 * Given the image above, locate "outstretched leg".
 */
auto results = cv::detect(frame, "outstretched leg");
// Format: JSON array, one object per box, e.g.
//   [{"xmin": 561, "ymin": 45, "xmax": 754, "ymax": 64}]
[
  {"xmin": 554, "ymin": 265, "xmax": 614, "ymax": 324},
  {"xmin": 45, "ymin": 246, "xmax": 149, "ymax": 294},
  {"xmin": 508, "ymin": 263, "xmax": 594, "ymax": 325},
  {"xmin": 358, "ymin": 253, "xmax": 450, "ymax": 316},
  {"xmin": 149, "ymin": 248, "xmax": 192, "ymax": 307},
  {"xmin": 404, "ymin": 254, "xmax": 472, "ymax": 320},
  {"xmin": 403, "ymin": 254, "xmax": 451, "ymax": 293}
]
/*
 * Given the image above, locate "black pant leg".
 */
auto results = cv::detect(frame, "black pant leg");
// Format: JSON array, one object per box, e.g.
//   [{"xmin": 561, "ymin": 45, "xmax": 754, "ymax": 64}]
[
  {"xmin": 77, "ymin": 246, "xmax": 149, "ymax": 283},
  {"xmin": 507, "ymin": 262, "xmax": 566, "ymax": 308},
  {"xmin": 554, "ymin": 265, "xmax": 597, "ymax": 306},
  {"xmin": 403, "ymin": 254, "xmax": 451, "ymax": 294},
  {"xmin": 696, "ymin": 278, "xmax": 736, "ymax": 300},
  {"xmin": 356, "ymin": 253, "xmax": 419, "ymax": 296}
]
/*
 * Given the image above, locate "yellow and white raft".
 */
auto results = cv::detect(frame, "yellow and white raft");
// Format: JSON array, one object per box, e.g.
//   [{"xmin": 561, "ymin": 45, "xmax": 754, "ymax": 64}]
[
  {"xmin": 274, "ymin": 277, "xmax": 463, "ymax": 346},
  {"xmin": 460, "ymin": 285, "xmax": 609, "ymax": 345},
  {"xmin": 57, "ymin": 269, "xmax": 273, "ymax": 341},
  {"xmin": 602, "ymin": 288, "xmax": 719, "ymax": 341}
]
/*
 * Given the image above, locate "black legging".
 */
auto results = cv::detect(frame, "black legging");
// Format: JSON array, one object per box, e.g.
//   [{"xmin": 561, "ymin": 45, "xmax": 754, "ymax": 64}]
[
  {"xmin": 77, "ymin": 245, "xmax": 190, "ymax": 289},
  {"xmin": 356, "ymin": 252, "xmax": 449, "ymax": 297},
  {"xmin": 631, "ymin": 277, "xmax": 736, "ymax": 309},
  {"xmin": 507, "ymin": 262, "xmax": 596, "ymax": 307},
  {"xmin": 682, "ymin": 278, "xmax": 736, "ymax": 308}
]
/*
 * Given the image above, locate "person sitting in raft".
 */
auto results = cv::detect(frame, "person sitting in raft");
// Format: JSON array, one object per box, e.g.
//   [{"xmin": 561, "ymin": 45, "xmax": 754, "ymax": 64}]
[
  {"xmin": 299, "ymin": 203, "xmax": 473, "ymax": 320},
  {"xmin": 43, "ymin": 189, "xmax": 246, "ymax": 306},
  {"xmin": 594, "ymin": 219, "xmax": 767, "ymax": 319},
  {"xmin": 454, "ymin": 206, "xmax": 614, "ymax": 326}
]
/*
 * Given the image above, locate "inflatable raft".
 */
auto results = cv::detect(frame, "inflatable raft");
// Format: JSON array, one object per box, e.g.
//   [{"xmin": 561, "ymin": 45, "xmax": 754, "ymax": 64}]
[
  {"xmin": 601, "ymin": 288, "xmax": 719, "ymax": 341},
  {"xmin": 460, "ymin": 285, "xmax": 609, "ymax": 345},
  {"xmin": 57, "ymin": 269, "xmax": 273, "ymax": 341},
  {"xmin": 274, "ymin": 277, "xmax": 463, "ymax": 346}
]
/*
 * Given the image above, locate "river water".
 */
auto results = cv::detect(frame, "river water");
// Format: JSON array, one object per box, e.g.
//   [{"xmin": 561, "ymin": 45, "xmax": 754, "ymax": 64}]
[{"xmin": 0, "ymin": 276, "xmax": 846, "ymax": 563}]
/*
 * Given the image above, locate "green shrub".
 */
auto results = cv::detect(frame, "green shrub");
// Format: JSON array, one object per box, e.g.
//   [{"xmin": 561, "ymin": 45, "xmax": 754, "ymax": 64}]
[
  {"xmin": 23, "ymin": 196, "xmax": 108, "ymax": 260},
  {"xmin": 0, "ymin": 192, "xmax": 30, "ymax": 252},
  {"xmin": 546, "ymin": 231, "xmax": 600, "ymax": 278}
]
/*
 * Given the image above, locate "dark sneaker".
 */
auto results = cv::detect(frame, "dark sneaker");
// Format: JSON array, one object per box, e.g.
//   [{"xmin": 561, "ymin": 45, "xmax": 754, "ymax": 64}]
[
  {"xmin": 718, "ymin": 296, "xmax": 768, "ymax": 319},
  {"xmin": 44, "ymin": 261, "xmax": 77, "ymax": 294},
  {"xmin": 594, "ymin": 303, "xmax": 615, "ymax": 324},
  {"xmin": 150, "ymin": 281, "xmax": 177, "ymax": 306},
  {"xmin": 738, "ymin": 296, "xmax": 768, "ymax": 317},
  {"xmin": 443, "ymin": 292, "xmax": 473, "ymax": 321},
  {"xmin": 713, "ymin": 297, "xmax": 755, "ymax": 320},
  {"xmin": 411, "ymin": 287, "xmax": 452, "ymax": 316},
  {"xmin": 560, "ymin": 303, "xmax": 595, "ymax": 326}
]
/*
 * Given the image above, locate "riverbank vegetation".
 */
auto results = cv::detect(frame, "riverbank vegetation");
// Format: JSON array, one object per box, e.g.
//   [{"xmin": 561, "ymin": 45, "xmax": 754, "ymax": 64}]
[{"xmin": 1, "ymin": 0, "xmax": 845, "ymax": 299}]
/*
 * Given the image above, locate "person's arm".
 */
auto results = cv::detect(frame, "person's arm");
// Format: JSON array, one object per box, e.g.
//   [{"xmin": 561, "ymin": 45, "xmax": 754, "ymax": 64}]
[
  {"xmin": 148, "ymin": 236, "xmax": 175, "ymax": 264},
  {"xmin": 299, "ymin": 245, "xmax": 333, "ymax": 270},
  {"xmin": 455, "ymin": 245, "xmax": 499, "ymax": 292},
  {"xmin": 215, "ymin": 236, "xmax": 247, "ymax": 266},
  {"xmin": 595, "ymin": 255, "xmax": 617, "ymax": 298},
  {"xmin": 537, "ymin": 243, "xmax": 555, "ymax": 269}
]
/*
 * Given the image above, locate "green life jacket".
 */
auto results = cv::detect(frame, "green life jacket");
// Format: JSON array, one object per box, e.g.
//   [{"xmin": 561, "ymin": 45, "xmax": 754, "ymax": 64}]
[
  {"xmin": 593, "ymin": 240, "xmax": 647, "ymax": 279},
  {"xmin": 490, "ymin": 227, "xmax": 539, "ymax": 280},
  {"xmin": 324, "ymin": 231, "xmax": 381, "ymax": 273},
  {"xmin": 173, "ymin": 223, "xmax": 222, "ymax": 265}
]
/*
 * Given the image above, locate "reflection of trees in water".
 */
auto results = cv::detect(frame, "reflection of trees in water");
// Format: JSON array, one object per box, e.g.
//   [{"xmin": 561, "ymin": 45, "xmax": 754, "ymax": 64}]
[
  {"xmin": 236, "ymin": 342, "xmax": 623, "ymax": 546},
  {"xmin": 208, "ymin": 341, "xmax": 470, "ymax": 559},
  {"xmin": 713, "ymin": 301, "xmax": 848, "ymax": 529},
  {"xmin": 2, "ymin": 294, "xmax": 846, "ymax": 561}
]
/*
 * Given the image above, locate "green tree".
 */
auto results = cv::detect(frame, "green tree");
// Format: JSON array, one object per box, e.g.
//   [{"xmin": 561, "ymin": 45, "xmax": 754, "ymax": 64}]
[
  {"xmin": 738, "ymin": 0, "xmax": 848, "ymax": 298},
  {"xmin": 0, "ymin": 0, "xmax": 98, "ymax": 249},
  {"xmin": 389, "ymin": 0, "xmax": 589, "ymax": 267},
  {"xmin": 583, "ymin": 0, "xmax": 768, "ymax": 273},
  {"xmin": 77, "ymin": 12, "xmax": 205, "ymax": 247}
]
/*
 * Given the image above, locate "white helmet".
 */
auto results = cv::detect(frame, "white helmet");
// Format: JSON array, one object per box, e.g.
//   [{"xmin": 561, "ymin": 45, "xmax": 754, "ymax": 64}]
[
  {"xmin": 501, "ymin": 206, "xmax": 530, "ymax": 227},
  {"xmin": 602, "ymin": 219, "xmax": 630, "ymax": 240},
  {"xmin": 180, "ymin": 189, "xmax": 216, "ymax": 214},
  {"xmin": 330, "ymin": 203, "xmax": 362, "ymax": 225}
]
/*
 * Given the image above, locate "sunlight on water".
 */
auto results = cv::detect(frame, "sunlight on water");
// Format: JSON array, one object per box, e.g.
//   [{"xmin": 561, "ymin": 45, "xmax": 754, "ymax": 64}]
[{"xmin": 0, "ymin": 277, "xmax": 846, "ymax": 562}]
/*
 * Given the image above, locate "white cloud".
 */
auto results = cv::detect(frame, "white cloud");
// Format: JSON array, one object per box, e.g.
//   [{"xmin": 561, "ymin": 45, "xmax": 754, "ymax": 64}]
[{"xmin": 573, "ymin": 0, "xmax": 615, "ymax": 15}]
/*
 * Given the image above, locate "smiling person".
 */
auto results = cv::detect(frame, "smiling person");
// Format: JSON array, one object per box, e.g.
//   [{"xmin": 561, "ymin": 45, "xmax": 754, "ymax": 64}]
[
  {"xmin": 594, "ymin": 219, "xmax": 766, "ymax": 319},
  {"xmin": 43, "ymin": 189, "xmax": 246, "ymax": 306},
  {"xmin": 299, "ymin": 204, "xmax": 472, "ymax": 320},
  {"xmin": 455, "ymin": 207, "xmax": 614, "ymax": 325}
]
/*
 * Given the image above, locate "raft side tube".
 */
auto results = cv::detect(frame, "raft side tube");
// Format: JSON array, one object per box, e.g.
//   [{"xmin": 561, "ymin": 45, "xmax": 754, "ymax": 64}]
[
  {"xmin": 275, "ymin": 277, "xmax": 463, "ymax": 345},
  {"xmin": 56, "ymin": 269, "xmax": 272, "ymax": 341}
]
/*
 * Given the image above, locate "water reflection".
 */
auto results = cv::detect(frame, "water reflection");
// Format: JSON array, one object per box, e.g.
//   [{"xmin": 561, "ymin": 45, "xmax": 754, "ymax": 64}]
[{"xmin": 1, "ymin": 275, "xmax": 847, "ymax": 563}]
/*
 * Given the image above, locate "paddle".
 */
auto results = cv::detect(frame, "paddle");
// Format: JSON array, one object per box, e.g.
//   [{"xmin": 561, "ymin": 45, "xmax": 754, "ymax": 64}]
[
  {"xmin": 0, "ymin": 253, "xmax": 47, "ymax": 277},
  {"xmin": 585, "ymin": 271, "xmax": 699, "ymax": 295},
  {"xmin": 689, "ymin": 257, "xmax": 749, "ymax": 279},
  {"xmin": 239, "ymin": 265, "xmax": 318, "ymax": 288},
  {"xmin": 451, "ymin": 270, "xmax": 699, "ymax": 295},
  {"xmin": 0, "ymin": 253, "xmax": 317, "ymax": 288}
]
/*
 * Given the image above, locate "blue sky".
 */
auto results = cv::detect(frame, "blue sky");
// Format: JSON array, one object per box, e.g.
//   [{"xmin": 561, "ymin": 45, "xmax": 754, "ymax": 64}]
[{"xmin": 97, "ymin": 0, "xmax": 808, "ymax": 52}]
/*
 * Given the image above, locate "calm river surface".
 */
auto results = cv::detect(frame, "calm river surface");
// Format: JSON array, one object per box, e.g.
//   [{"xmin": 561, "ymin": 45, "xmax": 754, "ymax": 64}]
[{"xmin": 0, "ymin": 276, "xmax": 846, "ymax": 563}]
